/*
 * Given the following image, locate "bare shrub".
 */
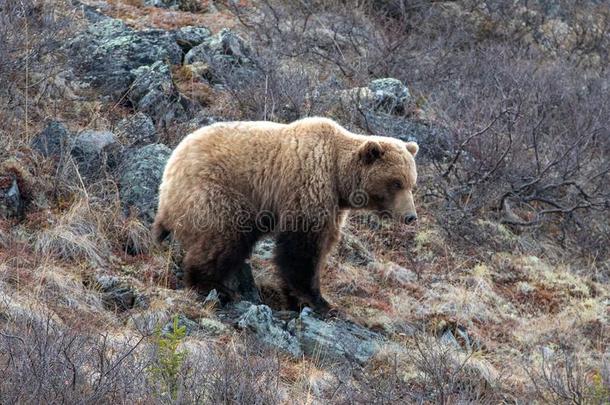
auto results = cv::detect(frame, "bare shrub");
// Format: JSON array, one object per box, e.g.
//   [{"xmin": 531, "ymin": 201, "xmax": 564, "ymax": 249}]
[
  {"xmin": 0, "ymin": 0, "xmax": 73, "ymax": 139},
  {"xmin": 0, "ymin": 316, "xmax": 152, "ymax": 404},
  {"xmin": 422, "ymin": 45, "xmax": 609, "ymax": 259},
  {"xmin": 525, "ymin": 347, "xmax": 610, "ymax": 405},
  {"xmin": 405, "ymin": 334, "xmax": 505, "ymax": 404},
  {"xmin": 0, "ymin": 316, "xmax": 288, "ymax": 404}
]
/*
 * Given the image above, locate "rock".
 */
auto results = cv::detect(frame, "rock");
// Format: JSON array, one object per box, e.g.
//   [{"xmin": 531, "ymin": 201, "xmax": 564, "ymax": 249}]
[
  {"xmin": 440, "ymin": 329, "xmax": 460, "ymax": 349},
  {"xmin": 368, "ymin": 78, "xmax": 411, "ymax": 114},
  {"xmin": 68, "ymin": 18, "xmax": 181, "ymax": 100},
  {"xmin": 72, "ymin": 0, "xmax": 112, "ymax": 23},
  {"xmin": 173, "ymin": 26, "xmax": 212, "ymax": 52},
  {"xmin": 253, "ymin": 238, "xmax": 275, "ymax": 260},
  {"xmin": 237, "ymin": 304, "xmax": 303, "ymax": 357},
  {"xmin": 199, "ymin": 318, "xmax": 229, "ymax": 336},
  {"xmin": 339, "ymin": 78, "xmax": 410, "ymax": 115},
  {"xmin": 128, "ymin": 309, "xmax": 170, "ymax": 334},
  {"xmin": 203, "ymin": 289, "xmax": 220, "ymax": 307},
  {"xmin": 0, "ymin": 175, "xmax": 23, "ymax": 219},
  {"xmin": 221, "ymin": 302, "xmax": 385, "ymax": 364},
  {"xmin": 184, "ymin": 28, "xmax": 253, "ymax": 68},
  {"xmin": 145, "ymin": 0, "xmax": 202, "ymax": 12},
  {"xmin": 119, "ymin": 143, "xmax": 171, "ymax": 225},
  {"xmin": 377, "ymin": 262, "xmax": 417, "ymax": 286},
  {"xmin": 115, "ymin": 113, "xmax": 157, "ymax": 147},
  {"xmin": 181, "ymin": 110, "xmax": 219, "ymax": 133},
  {"xmin": 439, "ymin": 325, "xmax": 480, "ymax": 352},
  {"xmin": 129, "ymin": 61, "xmax": 195, "ymax": 126},
  {"xmin": 161, "ymin": 314, "xmax": 200, "ymax": 336},
  {"xmin": 71, "ymin": 130, "xmax": 123, "ymax": 180},
  {"xmin": 293, "ymin": 309, "xmax": 382, "ymax": 363},
  {"xmin": 93, "ymin": 275, "xmax": 147, "ymax": 311},
  {"xmin": 365, "ymin": 113, "xmax": 453, "ymax": 161},
  {"xmin": 288, "ymin": 308, "xmax": 382, "ymax": 364},
  {"xmin": 31, "ymin": 121, "xmax": 71, "ymax": 160}
]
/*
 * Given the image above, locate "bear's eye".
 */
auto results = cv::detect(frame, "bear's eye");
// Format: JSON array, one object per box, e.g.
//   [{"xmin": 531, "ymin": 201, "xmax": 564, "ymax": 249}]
[{"xmin": 389, "ymin": 179, "xmax": 403, "ymax": 190}]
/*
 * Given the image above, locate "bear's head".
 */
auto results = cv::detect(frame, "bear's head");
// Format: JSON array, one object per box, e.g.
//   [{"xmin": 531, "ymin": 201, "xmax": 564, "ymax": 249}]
[{"xmin": 351, "ymin": 139, "xmax": 419, "ymax": 224}]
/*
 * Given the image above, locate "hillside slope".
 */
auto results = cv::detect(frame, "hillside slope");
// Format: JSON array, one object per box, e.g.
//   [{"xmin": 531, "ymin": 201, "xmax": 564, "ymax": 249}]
[{"xmin": 0, "ymin": 0, "xmax": 608, "ymax": 403}]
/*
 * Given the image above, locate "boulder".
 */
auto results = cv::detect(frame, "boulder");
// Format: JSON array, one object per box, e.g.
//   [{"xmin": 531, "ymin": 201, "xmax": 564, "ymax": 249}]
[
  {"xmin": 144, "ymin": 0, "xmax": 201, "ymax": 12},
  {"xmin": 184, "ymin": 28, "xmax": 253, "ymax": 68},
  {"xmin": 92, "ymin": 275, "xmax": 148, "ymax": 312},
  {"xmin": 288, "ymin": 308, "xmax": 382, "ymax": 364},
  {"xmin": 161, "ymin": 314, "xmax": 200, "ymax": 336},
  {"xmin": 368, "ymin": 78, "xmax": 411, "ymax": 114},
  {"xmin": 226, "ymin": 303, "xmax": 384, "ymax": 364},
  {"xmin": 237, "ymin": 304, "xmax": 303, "ymax": 357},
  {"xmin": 0, "ymin": 175, "xmax": 23, "ymax": 219},
  {"xmin": 253, "ymin": 238, "xmax": 275, "ymax": 260},
  {"xmin": 365, "ymin": 112, "xmax": 453, "ymax": 161},
  {"xmin": 115, "ymin": 112, "xmax": 157, "ymax": 147},
  {"xmin": 173, "ymin": 26, "xmax": 212, "ymax": 52},
  {"xmin": 129, "ymin": 61, "xmax": 195, "ymax": 126},
  {"xmin": 340, "ymin": 78, "xmax": 411, "ymax": 115},
  {"xmin": 68, "ymin": 18, "xmax": 182, "ymax": 100},
  {"xmin": 119, "ymin": 143, "xmax": 171, "ymax": 225},
  {"xmin": 71, "ymin": 130, "xmax": 123, "ymax": 180},
  {"xmin": 31, "ymin": 121, "xmax": 71, "ymax": 160}
]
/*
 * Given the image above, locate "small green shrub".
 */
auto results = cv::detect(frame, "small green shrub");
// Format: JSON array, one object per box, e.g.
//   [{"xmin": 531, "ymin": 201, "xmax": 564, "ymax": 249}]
[{"xmin": 149, "ymin": 316, "xmax": 187, "ymax": 401}]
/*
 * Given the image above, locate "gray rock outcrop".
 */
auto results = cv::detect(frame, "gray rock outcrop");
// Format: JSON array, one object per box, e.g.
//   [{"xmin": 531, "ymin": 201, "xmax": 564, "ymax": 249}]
[
  {"xmin": 119, "ymin": 143, "xmax": 171, "ymax": 225},
  {"xmin": 68, "ymin": 18, "xmax": 182, "ymax": 99},
  {"xmin": 71, "ymin": 130, "xmax": 123, "ymax": 180}
]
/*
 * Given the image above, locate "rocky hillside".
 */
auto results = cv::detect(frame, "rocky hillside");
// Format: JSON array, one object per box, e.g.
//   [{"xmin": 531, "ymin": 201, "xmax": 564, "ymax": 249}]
[{"xmin": 0, "ymin": 0, "xmax": 608, "ymax": 403}]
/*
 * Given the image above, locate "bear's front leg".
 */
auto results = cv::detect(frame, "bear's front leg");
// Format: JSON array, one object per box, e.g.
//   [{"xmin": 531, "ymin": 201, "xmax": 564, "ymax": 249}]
[{"xmin": 275, "ymin": 229, "xmax": 335, "ymax": 314}]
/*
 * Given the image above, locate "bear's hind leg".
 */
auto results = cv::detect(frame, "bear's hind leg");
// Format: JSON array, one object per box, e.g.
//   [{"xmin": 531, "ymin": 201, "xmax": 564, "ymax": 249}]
[
  {"xmin": 275, "ymin": 231, "xmax": 332, "ymax": 314},
  {"xmin": 183, "ymin": 230, "xmax": 260, "ymax": 302}
]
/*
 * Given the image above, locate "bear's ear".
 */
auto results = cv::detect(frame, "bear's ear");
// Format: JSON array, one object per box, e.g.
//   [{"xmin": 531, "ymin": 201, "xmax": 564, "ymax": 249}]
[
  {"xmin": 405, "ymin": 141, "xmax": 419, "ymax": 157},
  {"xmin": 359, "ymin": 140, "xmax": 384, "ymax": 164}
]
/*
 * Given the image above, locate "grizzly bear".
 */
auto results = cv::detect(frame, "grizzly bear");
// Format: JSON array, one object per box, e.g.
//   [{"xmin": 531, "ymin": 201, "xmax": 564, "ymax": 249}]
[{"xmin": 153, "ymin": 117, "xmax": 418, "ymax": 313}]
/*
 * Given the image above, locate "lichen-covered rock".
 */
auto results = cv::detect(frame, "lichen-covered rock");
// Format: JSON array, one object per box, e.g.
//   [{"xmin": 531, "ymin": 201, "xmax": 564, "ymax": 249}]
[
  {"xmin": 71, "ymin": 130, "xmax": 123, "ymax": 180},
  {"xmin": 368, "ymin": 78, "xmax": 411, "ymax": 113},
  {"xmin": 31, "ymin": 121, "xmax": 71, "ymax": 160},
  {"xmin": 173, "ymin": 26, "xmax": 212, "ymax": 52},
  {"xmin": 119, "ymin": 143, "xmax": 171, "ymax": 225},
  {"xmin": 68, "ymin": 18, "xmax": 181, "ymax": 99},
  {"xmin": 92, "ymin": 275, "xmax": 148, "ymax": 312},
  {"xmin": 0, "ymin": 175, "xmax": 23, "ymax": 219},
  {"xmin": 253, "ymin": 238, "xmax": 275, "ymax": 260},
  {"xmin": 161, "ymin": 314, "xmax": 200, "ymax": 336},
  {"xmin": 365, "ymin": 113, "xmax": 453, "ymax": 161},
  {"xmin": 144, "ymin": 0, "xmax": 201, "ymax": 12},
  {"xmin": 237, "ymin": 304, "xmax": 303, "ymax": 357},
  {"xmin": 184, "ymin": 28, "xmax": 253, "ymax": 67},
  {"xmin": 288, "ymin": 308, "xmax": 382, "ymax": 364},
  {"xmin": 115, "ymin": 113, "xmax": 157, "ymax": 147},
  {"xmin": 339, "ymin": 78, "xmax": 411, "ymax": 115},
  {"xmin": 129, "ymin": 61, "xmax": 195, "ymax": 126},
  {"xmin": 198, "ymin": 317, "xmax": 229, "ymax": 336}
]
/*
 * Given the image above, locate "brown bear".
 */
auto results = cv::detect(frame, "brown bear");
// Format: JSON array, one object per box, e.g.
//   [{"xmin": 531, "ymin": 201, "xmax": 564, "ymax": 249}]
[{"xmin": 152, "ymin": 117, "xmax": 418, "ymax": 313}]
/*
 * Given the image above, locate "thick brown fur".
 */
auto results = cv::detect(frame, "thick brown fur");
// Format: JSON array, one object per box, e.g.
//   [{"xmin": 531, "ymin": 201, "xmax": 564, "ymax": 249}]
[{"xmin": 153, "ymin": 117, "xmax": 419, "ymax": 313}]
